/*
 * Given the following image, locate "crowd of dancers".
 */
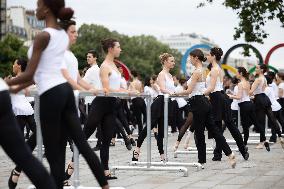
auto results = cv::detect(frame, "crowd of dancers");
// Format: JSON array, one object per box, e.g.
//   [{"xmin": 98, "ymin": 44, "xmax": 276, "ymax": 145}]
[{"xmin": 0, "ymin": 0, "xmax": 284, "ymax": 189}]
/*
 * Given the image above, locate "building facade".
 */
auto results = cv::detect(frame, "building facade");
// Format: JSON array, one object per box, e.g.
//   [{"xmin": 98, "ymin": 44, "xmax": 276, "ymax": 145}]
[
  {"xmin": 0, "ymin": 0, "xmax": 7, "ymax": 40},
  {"xmin": 6, "ymin": 6, "xmax": 45, "ymax": 45},
  {"xmin": 159, "ymin": 33, "xmax": 217, "ymax": 55}
]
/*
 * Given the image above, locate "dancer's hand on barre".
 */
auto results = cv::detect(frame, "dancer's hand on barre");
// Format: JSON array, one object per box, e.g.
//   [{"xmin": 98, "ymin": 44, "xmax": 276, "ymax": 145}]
[
  {"xmin": 88, "ymin": 88, "xmax": 99, "ymax": 95},
  {"xmin": 128, "ymin": 90, "xmax": 140, "ymax": 96}
]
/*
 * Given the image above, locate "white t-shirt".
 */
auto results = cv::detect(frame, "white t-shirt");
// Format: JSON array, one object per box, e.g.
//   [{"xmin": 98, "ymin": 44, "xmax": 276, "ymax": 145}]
[
  {"xmin": 270, "ymin": 82, "xmax": 279, "ymax": 100},
  {"xmin": 83, "ymin": 64, "xmax": 102, "ymax": 89},
  {"xmin": 0, "ymin": 78, "xmax": 8, "ymax": 92},
  {"xmin": 231, "ymin": 85, "xmax": 239, "ymax": 111},
  {"xmin": 62, "ymin": 50, "xmax": 78, "ymax": 82},
  {"xmin": 265, "ymin": 86, "xmax": 281, "ymax": 112},
  {"xmin": 10, "ymin": 92, "xmax": 34, "ymax": 116},
  {"xmin": 144, "ymin": 86, "xmax": 158, "ymax": 98},
  {"xmin": 83, "ymin": 64, "xmax": 102, "ymax": 104}
]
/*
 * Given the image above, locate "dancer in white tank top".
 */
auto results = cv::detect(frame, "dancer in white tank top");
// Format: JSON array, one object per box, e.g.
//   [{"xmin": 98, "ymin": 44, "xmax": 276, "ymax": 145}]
[
  {"xmin": 249, "ymin": 64, "xmax": 284, "ymax": 150},
  {"xmin": 176, "ymin": 49, "xmax": 236, "ymax": 168},
  {"xmin": 5, "ymin": 1, "xmax": 109, "ymax": 188}
]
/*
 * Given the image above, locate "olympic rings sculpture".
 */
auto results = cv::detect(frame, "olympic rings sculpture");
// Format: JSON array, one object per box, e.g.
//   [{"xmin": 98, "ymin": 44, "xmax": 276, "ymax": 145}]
[{"xmin": 181, "ymin": 43, "xmax": 282, "ymax": 77}]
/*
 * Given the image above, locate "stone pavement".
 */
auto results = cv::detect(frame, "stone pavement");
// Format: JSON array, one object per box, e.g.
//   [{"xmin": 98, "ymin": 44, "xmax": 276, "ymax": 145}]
[{"xmin": 1, "ymin": 130, "xmax": 284, "ymax": 189}]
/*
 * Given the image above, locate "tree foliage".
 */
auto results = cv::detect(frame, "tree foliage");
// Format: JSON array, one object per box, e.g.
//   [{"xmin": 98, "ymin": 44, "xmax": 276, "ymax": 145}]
[
  {"xmin": 0, "ymin": 34, "xmax": 28, "ymax": 77},
  {"xmin": 199, "ymin": 0, "xmax": 284, "ymax": 44},
  {"xmin": 72, "ymin": 24, "xmax": 182, "ymax": 78}
]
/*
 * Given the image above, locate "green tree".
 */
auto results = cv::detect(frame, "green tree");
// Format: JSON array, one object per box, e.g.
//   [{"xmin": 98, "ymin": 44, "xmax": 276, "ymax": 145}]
[
  {"xmin": 0, "ymin": 34, "xmax": 27, "ymax": 77},
  {"xmin": 72, "ymin": 24, "xmax": 182, "ymax": 79},
  {"xmin": 199, "ymin": 0, "xmax": 284, "ymax": 44}
]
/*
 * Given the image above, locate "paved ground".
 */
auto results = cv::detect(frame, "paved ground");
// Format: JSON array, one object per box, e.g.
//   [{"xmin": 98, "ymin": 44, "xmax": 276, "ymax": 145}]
[{"xmin": 1, "ymin": 130, "xmax": 284, "ymax": 189}]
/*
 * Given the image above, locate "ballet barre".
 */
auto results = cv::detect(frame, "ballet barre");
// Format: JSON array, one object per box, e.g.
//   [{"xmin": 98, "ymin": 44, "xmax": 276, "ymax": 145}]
[{"xmin": 76, "ymin": 92, "xmax": 189, "ymax": 178}]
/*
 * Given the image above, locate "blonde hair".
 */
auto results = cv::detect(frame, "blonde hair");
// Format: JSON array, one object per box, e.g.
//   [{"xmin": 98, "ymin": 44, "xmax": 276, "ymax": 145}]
[{"xmin": 159, "ymin": 53, "xmax": 173, "ymax": 65}]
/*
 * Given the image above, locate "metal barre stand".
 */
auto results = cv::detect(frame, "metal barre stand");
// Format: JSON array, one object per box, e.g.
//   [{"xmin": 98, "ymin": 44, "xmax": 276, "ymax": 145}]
[
  {"xmin": 104, "ymin": 93, "xmax": 190, "ymax": 176},
  {"xmin": 170, "ymin": 95, "xmax": 240, "ymax": 159},
  {"xmin": 129, "ymin": 95, "xmax": 202, "ymax": 172},
  {"xmin": 30, "ymin": 90, "xmax": 126, "ymax": 189}
]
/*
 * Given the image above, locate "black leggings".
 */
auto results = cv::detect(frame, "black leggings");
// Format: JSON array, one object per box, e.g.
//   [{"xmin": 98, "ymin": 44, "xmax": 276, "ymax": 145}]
[
  {"xmin": 40, "ymin": 83, "xmax": 107, "ymax": 188},
  {"xmin": 190, "ymin": 95, "xmax": 232, "ymax": 164},
  {"xmin": 16, "ymin": 115, "xmax": 36, "ymax": 137},
  {"xmin": 83, "ymin": 96, "xmax": 117, "ymax": 170},
  {"xmin": 177, "ymin": 112, "xmax": 194, "ymax": 142},
  {"xmin": 270, "ymin": 110, "xmax": 284, "ymax": 138},
  {"xmin": 131, "ymin": 97, "xmax": 146, "ymax": 134},
  {"xmin": 239, "ymin": 101, "xmax": 266, "ymax": 144},
  {"xmin": 0, "ymin": 90, "xmax": 56, "ymax": 189},
  {"xmin": 116, "ymin": 99, "xmax": 132, "ymax": 135},
  {"xmin": 14, "ymin": 116, "xmax": 37, "ymax": 173},
  {"xmin": 254, "ymin": 94, "xmax": 282, "ymax": 139},
  {"xmin": 136, "ymin": 96, "xmax": 165, "ymax": 155},
  {"xmin": 210, "ymin": 92, "xmax": 246, "ymax": 158}
]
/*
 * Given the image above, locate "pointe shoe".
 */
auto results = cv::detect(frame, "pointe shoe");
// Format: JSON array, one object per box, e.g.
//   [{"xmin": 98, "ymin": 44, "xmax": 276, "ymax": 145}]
[
  {"xmin": 132, "ymin": 149, "xmax": 140, "ymax": 161},
  {"xmin": 8, "ymin": 169, "xmax": 20, "ymax": 189},
  {"xmin": 228, "ymin": 153, "xmax": 236, "ymax": 169},
  {"xmin": 279, "ymin": 137, "xmax": 284, "ymax": 149},
  {"xmin": 64, "ymin": 162, "xmax": 74, "ymax": 180}
]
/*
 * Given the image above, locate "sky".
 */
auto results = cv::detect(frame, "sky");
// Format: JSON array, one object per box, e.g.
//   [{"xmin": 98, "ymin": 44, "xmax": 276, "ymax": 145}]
[{"xmin": 7, "ymin": 0, "xmax": 284, "ymax": 69}]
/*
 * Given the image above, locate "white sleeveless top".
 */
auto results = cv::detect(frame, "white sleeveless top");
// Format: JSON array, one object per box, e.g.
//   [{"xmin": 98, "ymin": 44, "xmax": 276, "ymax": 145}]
[
  {"xmin": 28, "ymin": 28, "xmax": 68, "ymax": 95},
  {"xmin": 253, "ymin": 77, "xmax": 266, "ymax": 95},
  {"xmin": 10, "ymin": 92, "xmax": 34, "ymax": 116},
  {"xmin": 206, "ymin": 71, "xmax": 223, "ymax": 92},
  {"xmin": 164, "ymin": 74, "xmax": 175, "ymax": 94},
  {"xmin": 0, "ymin": 78, "xmax": 8, "ymax": 92},
  {"xmin": 188, "ymin": 69, "xmax": 206, "ymax": 97},
  {"xmin": 239, "ymin": 84, "xmax": 250, "ymax": 103},
  {"xmin": 265, "ymin": 86, "xmax": 281, "ymax": 111},
  {"xmin": 231, "ymin": 85, "xmax": 239, "ymax": 110},
  {"xmin": 109, "ymin": 68, "xmax": 121, "ymax": 90}
]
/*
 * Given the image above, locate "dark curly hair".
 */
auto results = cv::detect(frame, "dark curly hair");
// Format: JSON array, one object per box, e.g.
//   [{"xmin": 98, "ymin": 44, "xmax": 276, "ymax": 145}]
[{"xmin": 210, "ymin": 47, "xmax": 223, "ymax": 61}]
